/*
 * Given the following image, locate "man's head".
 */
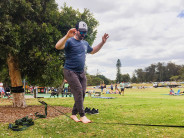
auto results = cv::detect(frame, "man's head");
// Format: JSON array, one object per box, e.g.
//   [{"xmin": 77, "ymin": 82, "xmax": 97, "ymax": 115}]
[{"xmin": 75, "ymin": 21, "xmax": 88, "ymax": 40}]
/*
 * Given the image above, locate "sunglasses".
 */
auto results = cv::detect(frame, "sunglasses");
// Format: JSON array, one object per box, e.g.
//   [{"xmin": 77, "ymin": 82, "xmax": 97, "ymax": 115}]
[{"xmin": 79, "ymin": 31, "xmax": 87, "ymax": 35}]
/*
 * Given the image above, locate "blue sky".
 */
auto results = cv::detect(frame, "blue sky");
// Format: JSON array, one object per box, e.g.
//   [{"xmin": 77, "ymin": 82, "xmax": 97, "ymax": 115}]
[{"xmin": 56, "ymin": 0, "xmax": 184, "ymax": 80}]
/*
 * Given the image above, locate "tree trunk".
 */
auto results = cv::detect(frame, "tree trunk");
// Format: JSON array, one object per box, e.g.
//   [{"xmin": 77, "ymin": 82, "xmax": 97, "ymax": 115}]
[
  {"xmin": 7, "ymin": 54, "xmax": 26, "ymax": 108},
  {"xmin": 58, "ymin": 79, "xmax": 65, "ymax": 95}
]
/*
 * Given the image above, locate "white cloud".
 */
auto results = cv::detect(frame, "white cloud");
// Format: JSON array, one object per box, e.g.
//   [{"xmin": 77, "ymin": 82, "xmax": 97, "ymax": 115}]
[{"xmin": 56, "ymin": 0, "xmax": 184, "ymax": 80}]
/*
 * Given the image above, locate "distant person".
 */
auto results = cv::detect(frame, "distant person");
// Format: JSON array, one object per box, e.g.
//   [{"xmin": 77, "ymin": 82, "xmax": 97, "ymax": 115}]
[
  {"xmin": 103, "ymin": 84, "xmax": 106, "ymax": 93},
  {"xmin": 64, "ymin": 80, "xmax": 69, "ymax": 95},
  {"xmin": 114, "ymin": 83, "xmax": 119, "ymax": 94},
  {"xmin": 100, "ymin": 84, "xmax": 104, "ymax": 92},
  {"xmin": 115, "ymin": 83, "xmax": 117, "ymax": 90},
  {"xmin": 120, "ymin": 81, "xmax": 125, "ymax": 96},
  {"xmin": 106, "ymin": 88, "xmax": 110, "ymax": 94},
  {"xmin": 29, "ymin": 86, "xmax": 33, "ymax": 94},
  {"xmin": 104, "ymin": 84, "xmax": 106, "ymax": 89},
  {"xmin": 0, "ymin": 86, "xmax": 5, "ymax": 98},
  {"xmin": 5, "ymin": 86, "xmax": 11, "ymax": 99},
  {"xmin": 110, "ymin": 83, "xmax": 113, "ymax": 94},
  {"xmin": 180, "ymin": 91, "xmax": 184, "ymax": 94},
  {"xmin": 169, "ymin": 88, "xmax": 174, "ymax": 95}
]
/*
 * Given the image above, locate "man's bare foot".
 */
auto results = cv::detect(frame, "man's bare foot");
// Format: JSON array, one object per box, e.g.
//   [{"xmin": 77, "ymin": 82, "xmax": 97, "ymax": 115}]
[
  {"xmin": 70, "ymin": 115, "xmax": 81, "ymax": 122},
  {"xmin": 80, "ymin": 116, "xmax": 92, "ymax": 124}
]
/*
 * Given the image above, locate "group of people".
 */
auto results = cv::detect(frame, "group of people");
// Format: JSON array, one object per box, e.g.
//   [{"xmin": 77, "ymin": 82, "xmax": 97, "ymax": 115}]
[
  {"xmin": 99, "ymin": 82, "xmax": 126, "ymax": 95},
  {"xmin": 169, "ymin": 88, "xmax": 184, "ymax": 95},
  {"xmin": 0, "ymin": 85, "xmax": 11, "ymax": 99},
  {"xmin": 109, "ymin": 82, "xmax": 125, "ymax": 95}
]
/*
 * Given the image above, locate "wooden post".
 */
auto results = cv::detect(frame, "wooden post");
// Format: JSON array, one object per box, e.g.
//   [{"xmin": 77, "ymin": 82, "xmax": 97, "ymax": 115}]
[{"xmin": 58, "ymin": 79, "xmax": 65, "ymax": 96}]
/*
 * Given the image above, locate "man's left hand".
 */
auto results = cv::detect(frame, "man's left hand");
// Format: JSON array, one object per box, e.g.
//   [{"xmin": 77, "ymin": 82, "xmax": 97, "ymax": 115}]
[{"xmin": 102, "ymin": 33, "xmax": 109, "ymax": 43}]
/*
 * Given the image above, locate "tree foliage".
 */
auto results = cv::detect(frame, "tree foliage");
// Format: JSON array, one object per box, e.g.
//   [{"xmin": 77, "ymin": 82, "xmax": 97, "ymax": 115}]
[
  {"xmin": 131, "ymin": 73, "xmax": 137, "ymax": 83},
  {"xmin": 133, "ymin": 62, "xmax": 184, "ymax": 82},
  {"xmin": 58, "ymin": 4, "xmax": 98, "ymax": 46},
  {"xmin": 121, "ymin": 73, "xmax": 130, "ymax": 82},
  {"xmin": 116, "ymin": 59, "xmax": 121, "ymax": 83},
  {"xmin": 0, "ymin": 1, "xmax": 98, "ymax": 87},
  {"xmin": 96, "ymin": 74, "xmax": 111, "ymax": 85},
  {"xmin": 86, "ymin": 73, "xmax": 112, "ymax": 86}
]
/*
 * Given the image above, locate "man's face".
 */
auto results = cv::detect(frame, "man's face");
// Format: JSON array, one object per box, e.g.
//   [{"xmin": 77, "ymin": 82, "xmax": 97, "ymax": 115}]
[{"xmin": 76, "ymin": 30, "xmax": 87, "ymax": 40}]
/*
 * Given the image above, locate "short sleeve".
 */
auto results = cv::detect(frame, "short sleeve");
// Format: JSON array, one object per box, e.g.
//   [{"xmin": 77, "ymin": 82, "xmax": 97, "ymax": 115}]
[
  {"xmin": 65, "ymin": 39, "xmax": 70, "ymax": 49},
  {"xmin": 85, "ymin": 41, "xmax": 93, "ymax": 53},
  {"xmin": 87, "ymin": 45, "xmax": 93, "ymax": 53}
]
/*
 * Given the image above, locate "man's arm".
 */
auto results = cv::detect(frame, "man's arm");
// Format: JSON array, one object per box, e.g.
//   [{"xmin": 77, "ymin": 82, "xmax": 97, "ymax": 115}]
[
  {"xmin": 90, "ymin": 33, "xmax": 109, "ymax": 54},
  {"xmin": 55, "ymin": 28, "xmax": 76, "ymax": 50}
]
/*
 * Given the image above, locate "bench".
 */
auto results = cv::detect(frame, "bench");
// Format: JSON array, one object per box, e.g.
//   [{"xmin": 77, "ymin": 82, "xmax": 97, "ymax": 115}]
[
  {"xmin": 61, "ymin": 91, "xmax": 72, "ymax": 97},
  {"xmin": 50, "ymin": 91, "xmax": 59, "ymax": 98}
]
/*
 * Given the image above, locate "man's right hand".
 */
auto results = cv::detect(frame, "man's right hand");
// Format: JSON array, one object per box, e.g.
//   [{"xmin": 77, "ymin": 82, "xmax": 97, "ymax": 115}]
[
  {"xmin": 66, "ymin": 28, "xmax": 77, "ymax": 38},
  {"xmin": 55, "ymin": 28, "xmax": 77, "ymax": 50}
]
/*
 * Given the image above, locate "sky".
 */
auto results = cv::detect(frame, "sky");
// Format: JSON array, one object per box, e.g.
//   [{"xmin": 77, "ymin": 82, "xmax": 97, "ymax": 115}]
[{"xmin": 55, "ymin": 0, "xmax": 184, "ymax": 80}]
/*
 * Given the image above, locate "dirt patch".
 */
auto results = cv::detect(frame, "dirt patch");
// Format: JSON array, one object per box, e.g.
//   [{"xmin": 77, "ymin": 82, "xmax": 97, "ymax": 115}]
[{"xmin": 0, "ymin": 103, "xmax": 72, "ymax": 123}]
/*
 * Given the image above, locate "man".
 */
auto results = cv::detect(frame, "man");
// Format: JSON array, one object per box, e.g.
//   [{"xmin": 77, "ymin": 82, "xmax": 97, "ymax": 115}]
[
  {"xmin": 110, "ymin": 83, "xmax": 113, "ymax": 94},
  {"xmin": 55, "ymin": 21, "xmax": 109, "ymax": 124},
  {"xmin": 63, "ymin": 80, "xmax": 69, "ymax": 96},
  {"xmin": 120, "ymin": 81, "xmax": 125, "ymax": 96}
]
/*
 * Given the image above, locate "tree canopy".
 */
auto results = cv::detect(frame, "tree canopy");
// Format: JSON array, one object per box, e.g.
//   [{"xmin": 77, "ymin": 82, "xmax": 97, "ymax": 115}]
[
  {"xmin": 133, "ymin": 62, "xmax": 184, "ymax": 82},
  {"xmin": 0, "ymin": 0, "xmax": 98, "ymax": 87}
]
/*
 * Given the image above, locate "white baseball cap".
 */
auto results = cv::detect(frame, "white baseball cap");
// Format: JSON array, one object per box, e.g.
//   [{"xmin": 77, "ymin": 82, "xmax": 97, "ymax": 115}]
[{"xmin": 77, "ymin": 21, "xmax": 88, "ymax": 32}]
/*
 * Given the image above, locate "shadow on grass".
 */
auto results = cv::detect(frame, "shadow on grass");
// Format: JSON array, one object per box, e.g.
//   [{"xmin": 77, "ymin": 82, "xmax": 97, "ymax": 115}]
[
  {"xmin": 40, "ymin": 100, "xmax": 184, "ymax": 128},
  {"xmin": 92, "ymin": 122, "xmax": 184, "ymax": 128}
]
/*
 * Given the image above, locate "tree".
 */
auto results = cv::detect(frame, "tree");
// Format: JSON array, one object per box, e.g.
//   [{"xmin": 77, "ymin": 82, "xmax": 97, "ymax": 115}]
[
  {"xmin": 170, "ymin": 76, "xmax": 179, "ymax": 81},
  {"xmin": 96, "ymin": 74, "xmax": 111, "ymax": 85},
  {"xmin": 58, "ymin": 4, "xmax": 98, "ymax": 46},
  {"xmin": 132, "ymin": 61, "xmax": 183, "ymax": 82},
  {"xmin": 86, "ymin": 74, "xmax": 111, "ymax": 86},
  {"xmin": 86, "ymin": 74, "xmax": 103, "ymax": 86},
  {"xmin": 121, "ymin": 73, "xmax": 130, "ymax": 82},
  {"xmin": 166, "ymin": 62, "xmax": 181, "ymax": 81},
  {"xmin": 0, "ymin": 1, "xmax": 98, "ymax": 107},
  {"xmin": 0, "ymin": 0, "xmax": 61, "ymax": 107},
  {"xmin": 135, "ymin": 69, "xmax": 145, "ymax": 82},
  {"xmin": 116, "ymin": 59, "xmax": 121, "ymax": 83},
  {"xmin": 131, "ymin": 73, "xmax": 137, "ymax": 83},
  {"xmin": 145, "ymin": 64, "xmax": 157, "ymax": 82},
  {"xmin": 156, "ymin": 62, "xmax": 166, "ymax": 82},
  {"xmin": 178, "ymin": 66, "xmax": 184, "ymax": 81}
]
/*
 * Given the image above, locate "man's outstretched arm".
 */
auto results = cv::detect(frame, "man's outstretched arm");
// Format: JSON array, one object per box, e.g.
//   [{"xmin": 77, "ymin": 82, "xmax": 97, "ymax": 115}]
[
  {"xmin": 90, "ymin": 33, "xmax": 109, "ymax": 54},
  {"xmin": 55, "ymin": 28, "xmax": 76, "ymax": 50}
]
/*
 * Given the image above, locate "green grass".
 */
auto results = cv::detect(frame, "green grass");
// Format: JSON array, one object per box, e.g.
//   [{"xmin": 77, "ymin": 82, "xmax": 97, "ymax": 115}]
[{"xmin": 1, "ymin": 87, "xmax": 184, "ymax": 137}]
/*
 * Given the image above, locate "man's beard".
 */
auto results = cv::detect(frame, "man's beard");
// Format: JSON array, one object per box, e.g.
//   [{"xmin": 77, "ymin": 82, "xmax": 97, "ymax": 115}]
[
  {"xmin": 79, "ymin": 36, "xmax": 84, "ymax": 40},
  {"xmin": 77, "ymin": 33, "xmax": 84, "ymax": 40}
]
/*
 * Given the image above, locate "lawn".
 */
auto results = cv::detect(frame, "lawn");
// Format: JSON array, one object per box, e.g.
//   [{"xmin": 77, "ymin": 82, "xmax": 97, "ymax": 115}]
[{"xmin": 1, "ymin": 87, "xmax": 184, "ymax": 137}]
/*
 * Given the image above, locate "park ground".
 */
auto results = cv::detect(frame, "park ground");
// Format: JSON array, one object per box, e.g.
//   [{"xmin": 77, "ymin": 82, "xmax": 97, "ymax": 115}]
[{"xmin": 0, "ymin": 85, "xmax": 184, "ymax": 137}]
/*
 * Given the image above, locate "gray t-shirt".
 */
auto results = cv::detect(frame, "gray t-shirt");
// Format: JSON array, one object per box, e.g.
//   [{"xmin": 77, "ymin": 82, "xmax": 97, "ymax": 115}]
[{"xmin": 120, "ymin": 83, "xmax": 125, "ymax": 88}]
